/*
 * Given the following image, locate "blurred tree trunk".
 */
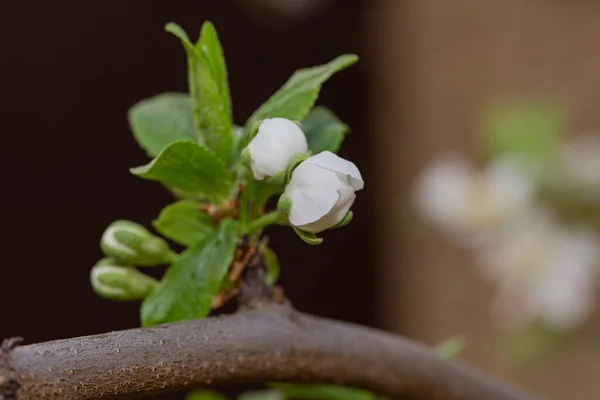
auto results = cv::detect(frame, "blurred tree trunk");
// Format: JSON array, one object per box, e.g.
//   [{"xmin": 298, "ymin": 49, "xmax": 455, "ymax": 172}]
[{"xmin": 371, "ymin": 1, "xmax": 600, "ymax": 399}]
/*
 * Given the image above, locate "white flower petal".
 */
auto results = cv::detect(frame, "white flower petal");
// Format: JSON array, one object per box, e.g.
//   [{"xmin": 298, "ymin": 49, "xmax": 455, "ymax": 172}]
[
  {"xmin": 304, "ymin": 151, "xmax": 364, "ymax": 190},
  {"xmin": 286, "ymin": 162, "xmax": 342, "ymax": 227},
  {"xmin": 297, "ymin": 184, "xmax": 355, "ymax": 233},
  {"xmin": 412, "ymin": 153, "xmax": 473, "ymax": 234},
  {"xmin": 485, "ymin": 156, "xmax": 537, "ymax": 217},
  {"xmin": 480, "ymin": 213, "xmax": 600, "ymax": 330},
  {"xmin": 562, "ymin": 132, "xmax": 600, "ymax": 187},
  {"xmin": 246, "ymin": 118, "xmax": 308, "ymax": 179}
]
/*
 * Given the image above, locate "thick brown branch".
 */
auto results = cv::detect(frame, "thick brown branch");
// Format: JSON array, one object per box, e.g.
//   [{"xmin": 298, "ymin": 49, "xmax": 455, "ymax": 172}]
[{"xmin": 2, "ymin": 306, "xmax": 543, "ymax": 400}]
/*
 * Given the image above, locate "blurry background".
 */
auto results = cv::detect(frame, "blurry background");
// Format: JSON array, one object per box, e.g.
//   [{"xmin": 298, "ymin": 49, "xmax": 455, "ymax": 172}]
[
  {"xmin": 373, "ymin": 2, "xmax": 600, "ymax": 400},
  {"xmin": 1, "ymin": 0, "xmax": 600, "ymax": 399}
]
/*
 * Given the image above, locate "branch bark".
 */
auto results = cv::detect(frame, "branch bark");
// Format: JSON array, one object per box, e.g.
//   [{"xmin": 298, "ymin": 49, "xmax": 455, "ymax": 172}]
[{"xmin": 1, "ymin": 305, "xmax": 543, "ymax": 400}]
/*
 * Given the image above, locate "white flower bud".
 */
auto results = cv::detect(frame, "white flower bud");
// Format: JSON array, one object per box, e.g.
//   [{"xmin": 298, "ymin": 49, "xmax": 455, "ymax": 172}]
[
  {"xmin": 477, "ymin": 212, "xmax": 600, "ymax": 330},
  {"xmin": 412, "ymin": 153, "xmax": 537, "ymax": 246},
  {"xmin": 283, "ymin": 151, "xmax": 363, "ymax": 233},
  {"xmin": 244, "ymin": 118, "xmax": 308, "ymax": 180}
]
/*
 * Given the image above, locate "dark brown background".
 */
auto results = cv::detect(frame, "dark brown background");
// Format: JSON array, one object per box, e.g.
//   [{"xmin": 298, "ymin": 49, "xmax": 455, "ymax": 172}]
[{"xmin": 0, "ymin": 0, "xmax": 372, "ymax": 398}]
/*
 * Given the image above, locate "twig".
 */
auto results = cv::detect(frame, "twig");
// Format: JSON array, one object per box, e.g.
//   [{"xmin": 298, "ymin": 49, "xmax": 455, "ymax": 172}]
[
  {"xmin": 0, "ymin": 306, "xmax": 543, "ymax": 400},
  {"xmin": 0, "ymin": 337, "xmax": 23, "ymax": 400}
]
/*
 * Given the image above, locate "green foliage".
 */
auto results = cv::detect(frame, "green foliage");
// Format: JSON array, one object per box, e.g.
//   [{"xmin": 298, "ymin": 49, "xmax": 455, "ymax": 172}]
[
  {"xmin": 187, "ymin": 384, "xmax": 386, "ymax": 400},
  {"xmin": 270, "ymin": 383, "xmax": 382, "ymax": 400},
  {"xmin": 95, "ymin": 20, "xmax": 359, "ymax": 332},
  {"xmin": 128, "ymin": 93, "xmax": 196, "ymax": 157},
  {"xmin": 500, "ymin": 324, "xmax": 570, "ymax": 366},
  {"xmin": 130, "ymin": 140, "xmax": 232, "ymax": 202},
  {"xmin": 186, "ymin": 390, "xmax": 228, "ymax": 400},
  {"xmin": 238, "ymin": 391, "xmax": 283, "ymax": 400},
  {"xmin": 141, "ymin": 219, "xmax": 238, "ymax": 326},
  {"xmin": 246, "ymin": 55, "xmax": 358, "ymax": 136},
  {"xmin": 484, "ymin": 102, "xmax": 566, "ymax": 162},
  {"xmin": 260, "ymin": 245, "xmax": 280, "ymax": 285},
  {"xmin": 436, "ymin": 335, "xmax": 466, "ymax": 359},
  {"xmin": 196, "ymin": 22, "xmax": 232, "ymax": 116},
  {"xmin": 240, "ymin": 179, "xmax": 282, "ymax": 225},
  {"xmin": 166, "ymin": 22, "xmax": 233, "ymax": 164},
  {"xmin": 153, "ymin": 200, "xmax": 215, "ymax": 246},
  {"xmin": 302, "ymin": 106, "xmax": 349, "ymax": 154}
]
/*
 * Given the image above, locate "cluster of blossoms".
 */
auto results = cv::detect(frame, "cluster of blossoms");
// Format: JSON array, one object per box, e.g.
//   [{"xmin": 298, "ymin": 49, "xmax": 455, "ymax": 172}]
[
  {"xmin": 90, "ymin": 118, "xmax": 364, "ymax": 304},
  {"xmin": 243, "ymin": 117, "xmax": 364, "ymax": 236},
  {"xmin": 413, "ymin": 134, "xmax": 600, "ymax": 332}
]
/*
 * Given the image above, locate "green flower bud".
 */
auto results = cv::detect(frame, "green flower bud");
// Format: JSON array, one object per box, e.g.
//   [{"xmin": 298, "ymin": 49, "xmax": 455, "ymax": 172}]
[
  {"xmin": 90, "ymin": 258, "xmax": 158, "ymax": 301},
  {"xmin": 101, "ymin": 220, "xmax": 177, "ymax": 266},
  {"xmin": 277, "ymin": 194, "xmax": 293, "ymax": 217},
  {"xmin": 241, "ymin": 147, "xmax": 253, "ymax": 171}
]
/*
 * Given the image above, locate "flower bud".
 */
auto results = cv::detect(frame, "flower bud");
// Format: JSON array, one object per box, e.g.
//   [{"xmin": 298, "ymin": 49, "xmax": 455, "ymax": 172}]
[
  {"xmin": 243, "ymin": 118, "xmax": 308, "ymax": 180},
  {"xmin": 101, "ymin": 220, "xmax": 177, "ymax": 266},
  {"xmin": 90, "ymin": 258, "xmax": 158, "ymax": 301},
  {"xmin": 282, "ymin": 151, "xmax": 364, "ymax": 233}
]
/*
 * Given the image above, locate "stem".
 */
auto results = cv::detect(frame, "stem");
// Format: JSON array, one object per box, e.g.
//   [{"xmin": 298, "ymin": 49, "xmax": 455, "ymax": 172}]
[
  {"xmin": 246, "ymin": 211, "xmax": 283, "ymax": 233},
  {"xmin": 1, "ymin": 306, "xmax": 544, "ymax": 400}
]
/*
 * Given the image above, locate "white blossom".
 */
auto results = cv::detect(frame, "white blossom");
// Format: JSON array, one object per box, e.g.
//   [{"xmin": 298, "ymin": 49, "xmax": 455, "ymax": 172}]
[
  {"xmin": 476, "ymin": 212, "xmax": 599, "ymax": 331},
  {"xmin": 284, "ymin": 151, "xmax": 363, "ymax": 233},
  {"xmin": 413, "ymin": 152, "xmax": 537, "ymax": 245},
  {"xmin": 558, "ymin": 132, "xmax": 600, "ymax": 199},
  {"xmin": 242, "ymin": 0, "xmax": 332, "ymax": 19},
  {"xmin": 245, "ymin": 118, "xmax": 308, "ymax": 180}
]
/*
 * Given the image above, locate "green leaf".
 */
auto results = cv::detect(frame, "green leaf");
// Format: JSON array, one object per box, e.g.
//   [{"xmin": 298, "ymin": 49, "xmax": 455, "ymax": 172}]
[
  {"xmin": 260, "ymin": 245, "xmax": 280, "ymax": 285},
  {"xmin": 128, "ymin": 93, "xmax": 196, "ymax": 157},
  {"xmin": 238, "ymin": 390, "xmax": 283, "ymax": 400},
  {"xmin": 231, "ymin": 124, "xmax": 246, "ymax": 163},
  {"xmin": 153, "ymin": 200, "xmax": 215, "ymax": 246},
  {"xmin": 240, "ymin": 180, "xmax": 281, "ymax": 225},
  {"xmin": 484, "ymin": 102, "xmax": 566, "ymax": 162},
  {"xmin": 302, "ymin": 106, "xmax": 349, "ymax": 154},
  {"xmin": 141, "ymin": 219, "xmax": 238, "ymax": 326},
  {"xmin": 166, "ymin": 22, "xmax": 233, "ymax": 164},
  {"xmin": 186, "ymin": 390, "xmax": 227, "ymax": 400},
  {"xmin": 246, "ymin": 55, "xmax": 358, "ymax": 133},
  {"xmin": 270, "ymin": 383, "xmax": 378, "ymax": 400},
  {"xmin": 130, "ymin": 140, "xmax": 232, "ymax": 202},
  {"xmin": 197, "ymin": 22, "xmax": 231, "ymax": 118},
  {"xmin": 436, "ymin": 335, "xmax": 466, "ymax": 359},
  {"xmin": 500, "ymin": 324, "xmax": 571, "ymax": 366}
]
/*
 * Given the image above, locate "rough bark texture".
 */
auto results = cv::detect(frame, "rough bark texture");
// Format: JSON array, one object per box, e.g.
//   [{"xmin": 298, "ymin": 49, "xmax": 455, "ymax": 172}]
[{"xmin": 0, "ymin": 305, "xmax": 543, "ymax": 400}]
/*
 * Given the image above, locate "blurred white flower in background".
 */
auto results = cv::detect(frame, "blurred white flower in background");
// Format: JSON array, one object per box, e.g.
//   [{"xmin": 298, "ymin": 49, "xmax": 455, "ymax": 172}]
[
  {"xmin": 476, "ymin": 211, "xmax": 600, "ymax": 330},
  {"xmin": 557, "ymin": 132, "xmax": 600, "ymax": 199},
  {"xmin": 413, "ymin": 152, "xmax": 538, "ymax": 246},
  {"xmin": 240, "ymin": 0, "xmax": 332, "ymax": 25},
  {"xmin": 413, "ymin": 134, "xmax": 600, "ymax": 332}
]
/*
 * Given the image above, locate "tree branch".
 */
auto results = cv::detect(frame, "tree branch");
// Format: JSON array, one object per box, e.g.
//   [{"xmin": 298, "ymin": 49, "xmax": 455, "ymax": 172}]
[{"xmin": 1, "ymin": 305, "xmax": 543, "ymax": 400}]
